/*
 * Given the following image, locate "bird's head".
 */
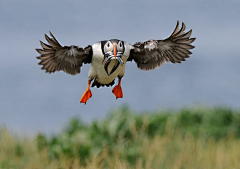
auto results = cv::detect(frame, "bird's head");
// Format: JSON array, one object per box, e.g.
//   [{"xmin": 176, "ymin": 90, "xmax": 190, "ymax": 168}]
[{"xmin": 102, "ymin": 39, "xmax": 125, "ymax": 76}]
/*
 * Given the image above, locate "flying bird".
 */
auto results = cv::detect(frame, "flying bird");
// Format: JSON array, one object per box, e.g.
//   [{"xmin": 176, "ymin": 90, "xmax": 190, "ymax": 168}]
[{"xmin": 36, "ymin": 21, "xmax": 196, "ymax": 104}]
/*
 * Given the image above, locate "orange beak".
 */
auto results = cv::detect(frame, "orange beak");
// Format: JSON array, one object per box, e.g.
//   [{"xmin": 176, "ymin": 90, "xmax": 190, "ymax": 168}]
[{"xmin": 113, "ymin": 44, "xmax": 117, "ymax": 58}]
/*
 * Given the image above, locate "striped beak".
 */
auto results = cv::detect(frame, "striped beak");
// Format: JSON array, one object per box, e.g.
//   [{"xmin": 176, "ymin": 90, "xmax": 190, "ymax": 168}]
[
  {"xmin": 103, "ymin": 43, "xmax": 124, "ymax": 76},
  {"xmin": 113, "ymin": 43, "xmax": 117, "ymax": 58}
]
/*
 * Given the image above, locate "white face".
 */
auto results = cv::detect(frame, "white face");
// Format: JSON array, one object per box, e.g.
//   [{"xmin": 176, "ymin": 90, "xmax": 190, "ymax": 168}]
[
  {"xmin": 102, "ymin": 40, "xmax": 125, "ymax": 76},
  {"xmin": 103, "ymin": 40, "xmax": 124, "ymax": 55},
  {"xmin": 104, "ymin": 41, "xmax": 113, "ymax": 54},
  {"xmin": 117, "ymin": 41, "xmax": 124, "ymax": 53}
]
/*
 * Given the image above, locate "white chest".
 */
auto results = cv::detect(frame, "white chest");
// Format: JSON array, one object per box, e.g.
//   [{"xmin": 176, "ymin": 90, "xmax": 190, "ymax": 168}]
[{"xmin": 88, "ymin": 41, "xmax": 131, "ymax": 84}]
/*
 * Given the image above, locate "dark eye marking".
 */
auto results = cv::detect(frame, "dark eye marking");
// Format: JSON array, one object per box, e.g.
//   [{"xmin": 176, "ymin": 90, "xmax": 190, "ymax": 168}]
[{"xmin": 107, "ymin": 43, "xmax": 110, "ymax": 47}]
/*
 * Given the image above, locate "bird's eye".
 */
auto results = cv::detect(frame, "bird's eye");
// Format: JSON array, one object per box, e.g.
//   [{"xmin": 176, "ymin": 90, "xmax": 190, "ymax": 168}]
[
  {"xmin": 118, "ymin": 41, "xmax": 123, "ymax": 49},
  {"xmin": 117, "ymin": 41, "xmax": 124, "ymax": 52},
  {"xmin": 104, "ymin": 41, "xmax": 113, "ymax": 54}
]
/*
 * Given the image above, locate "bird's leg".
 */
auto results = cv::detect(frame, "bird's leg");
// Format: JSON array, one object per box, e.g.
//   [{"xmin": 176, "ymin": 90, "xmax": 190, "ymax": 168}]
[
  {"xmin": 80, "ymin": 81, "xmax": 92, "ymax": 104},
  {"xmin": 112, "ymin": 77, "xmax": 123, "ymax": 99}
]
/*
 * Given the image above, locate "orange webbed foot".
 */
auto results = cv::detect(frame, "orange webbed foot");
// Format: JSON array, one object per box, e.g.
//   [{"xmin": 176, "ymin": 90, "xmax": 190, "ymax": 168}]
[
  {"xmin": 80, "ymin": 89, "xmax": 92, "ymax": 104},
  {"xmin": 80, "ymin": 81, "xmax": 92, "ymax": 104},
  {"xmin": 112, "ymin": 85, "xmax": 123, "ymax": 99}
]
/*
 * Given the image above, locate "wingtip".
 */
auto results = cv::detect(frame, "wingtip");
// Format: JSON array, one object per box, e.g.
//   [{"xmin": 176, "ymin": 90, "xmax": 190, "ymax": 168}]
[
  {"xmin": 191, "ymin": 37, "xmax": 196, "ymax": 42},
  {"xmin": 49, "ymin": 31, "xmax": 53, "ymax": 37},
  {"xmin": 182, "ymin": 22, "xmax": 186, "ymax": 28},
  {"xmin": 36, "ymin": 56, "xmax": 41, "ymax": 60},
  {"xmin": 170, "ymin": 20, "xmax": 180, "ymax": 37},
  {"xmin": 44, "ymin": 34, "xmax": 49, "ymax": 40},
  {"xmin": 39, "ymin": 40, "xmax": 44, "ymax": 47},
  {"xmin": 180, "ymin": 22, "xmax": 186, "ymax": 33},
  {"xmin": 35, "ymin": 48, "xmax": 41, "ymax": 53}
]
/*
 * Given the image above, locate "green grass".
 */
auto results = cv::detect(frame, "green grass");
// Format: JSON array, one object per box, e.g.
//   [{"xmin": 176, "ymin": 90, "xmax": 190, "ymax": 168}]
[{"xmin": 1, "ymin": 106, "xmax": 240, "ymax": 169}]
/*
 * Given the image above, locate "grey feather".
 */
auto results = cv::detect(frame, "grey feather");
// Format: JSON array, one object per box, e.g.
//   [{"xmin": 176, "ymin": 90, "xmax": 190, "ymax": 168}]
[
  {"xmin": 36, "ymin": 32, "xmax": 92, "ymax": 75},
  {"xmin": 129, "ymin": 21, "xmax": 196, "ymax": 71}
]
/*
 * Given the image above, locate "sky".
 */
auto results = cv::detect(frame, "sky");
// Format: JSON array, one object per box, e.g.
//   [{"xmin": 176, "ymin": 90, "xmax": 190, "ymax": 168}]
[{"xmin": 0, "ymin": 0, "xmax": 239, "ymax": 135}]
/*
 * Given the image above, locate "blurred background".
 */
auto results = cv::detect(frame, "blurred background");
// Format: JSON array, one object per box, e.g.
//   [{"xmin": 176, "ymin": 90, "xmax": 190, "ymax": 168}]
[{"xmin": 0, "ymin": 0, "xmax": 239, "ymax": 135}]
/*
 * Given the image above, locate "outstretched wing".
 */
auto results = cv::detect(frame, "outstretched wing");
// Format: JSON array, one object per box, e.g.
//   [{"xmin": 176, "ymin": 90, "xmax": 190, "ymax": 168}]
[
  {"xmin": 128, "ymin": 21, "xmax": 196, "ymax": 70},
  {"xmin": 36, "ymin": 32, "xmax": 92, "ymax": 75}
]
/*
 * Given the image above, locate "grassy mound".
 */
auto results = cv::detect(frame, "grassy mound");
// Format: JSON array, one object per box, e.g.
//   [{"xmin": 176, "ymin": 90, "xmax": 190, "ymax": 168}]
[{"xmin": 1, "ymin": 106, "xmax": 240, "ymax": 168}]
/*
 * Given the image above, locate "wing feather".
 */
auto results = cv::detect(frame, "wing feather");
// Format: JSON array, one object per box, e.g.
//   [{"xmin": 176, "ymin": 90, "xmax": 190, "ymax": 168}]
[
  {"xmin": 36, "ymin": 32, "xmax": 92, "ymax": 75},
  {"xmin": 128, "ymin": 21, "xmax": 196, "ymax": 70},
  {"xmin": 40, "ymin": 41, "xmax": 52, "ymax": 50},
  {"xmin": 170, "ymin": 21, "xmax": 180, "ymax": 36}
]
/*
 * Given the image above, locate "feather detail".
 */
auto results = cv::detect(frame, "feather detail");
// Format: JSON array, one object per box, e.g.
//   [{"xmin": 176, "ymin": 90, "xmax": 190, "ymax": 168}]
[
  {"xmin": 129, "ymin": 21, "xmax": 196, "ymax": 70},
  {"xmin": 36, "ymin": 32, "xmax": 92, "ymax": 75}
]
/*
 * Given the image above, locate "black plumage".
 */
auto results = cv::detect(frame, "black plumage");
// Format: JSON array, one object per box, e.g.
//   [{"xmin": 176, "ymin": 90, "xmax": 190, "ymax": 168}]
[
  {"xmin": 36, "ymin": 32, "xmax": 92, "ymax": 75},
  {"xmin": 128, "ymin": 21, "xmax": 196, "ymax": 70}
]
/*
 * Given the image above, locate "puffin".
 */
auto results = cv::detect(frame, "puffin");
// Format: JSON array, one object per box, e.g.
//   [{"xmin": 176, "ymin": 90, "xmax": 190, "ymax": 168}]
[{"xmin": 36, "ymin": 21, "xmax": 196, "ymax": 104}]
